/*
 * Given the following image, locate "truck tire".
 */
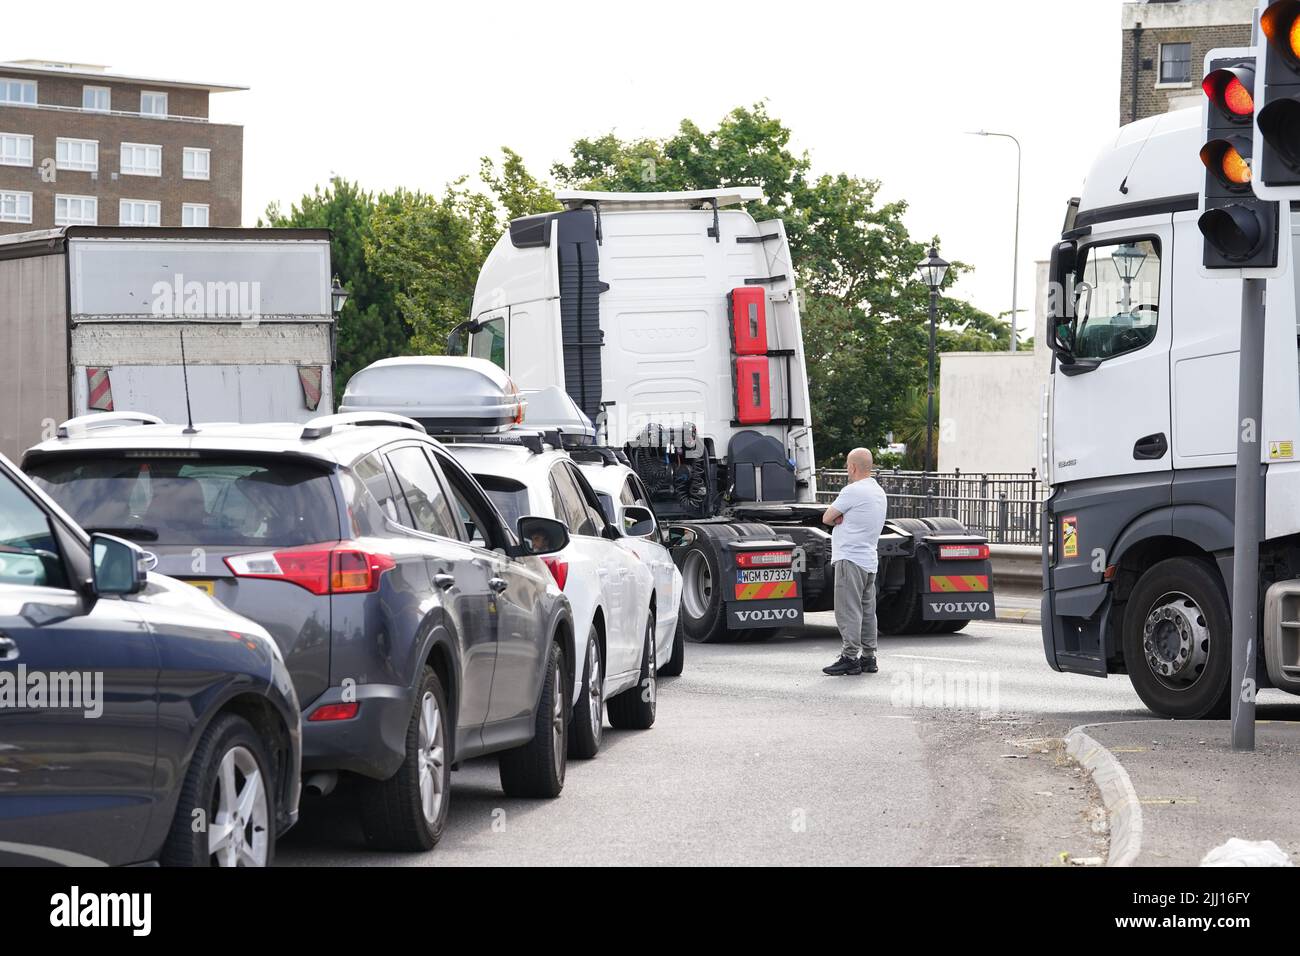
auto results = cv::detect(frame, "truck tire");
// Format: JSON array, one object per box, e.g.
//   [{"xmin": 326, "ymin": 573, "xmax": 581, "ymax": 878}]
[
  {"xmin": 921, "ymin": 517, "xmax": 968, "ymax": 534},
  {"xmin": 608, "ymin": 611, "xmax": 657, "ymax": 730},
  {"xmin": 658, "ymin": 615, "xmax": 686, "ymax": 677},
  {"xmin": 877, "ymin": 562, "xmax": 927, "ymax": 635},
  {"xmin": 934, "ymin": 619, "xmax": 970, "ymax": 634},
  {"xmin": 680, "ymin": 529, "xmax": 730, "ymax": 643},
  {"xmin": 359, "ymin": 667, "xmax": 452, "ymax": 851},
  {"xmin": 499, "ymin": 642, "xmax": 567, "ymax": 798},
  {"xmin": 1121, "ymin": 556, "xmax": 1231, "ymax": 719}
]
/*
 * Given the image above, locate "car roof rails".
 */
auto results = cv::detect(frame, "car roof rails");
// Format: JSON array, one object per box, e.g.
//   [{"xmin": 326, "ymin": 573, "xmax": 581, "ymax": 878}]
[
  {"xmin": 301, "ymin": 412, "xmax": 426, "ymax": 440},
  {"xmin": 439, "ymin": 430, "xmax": 550, "ymax": 455},
  {"xmin": 568, "ymin": 446, "xmax": 624, "ymax": 467},
  {"xmin": 56, "ymin": 411, "xmax": 165, "ymax": 439}
]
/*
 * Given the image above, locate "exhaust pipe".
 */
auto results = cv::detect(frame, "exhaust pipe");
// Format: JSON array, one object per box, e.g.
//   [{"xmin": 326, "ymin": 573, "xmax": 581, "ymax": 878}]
[{"xmin": 303, "ymin": 771, "xmax": 338, "ymax": 798}]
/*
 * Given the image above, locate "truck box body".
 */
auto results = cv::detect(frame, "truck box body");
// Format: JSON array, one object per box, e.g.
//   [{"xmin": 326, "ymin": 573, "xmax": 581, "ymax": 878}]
[{"xmin": 0, "ymin": 227, "xmax": 334, "ymax": 459}]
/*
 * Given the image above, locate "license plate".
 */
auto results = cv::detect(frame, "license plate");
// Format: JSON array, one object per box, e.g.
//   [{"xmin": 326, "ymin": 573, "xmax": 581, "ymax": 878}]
[
  {"xmin": 736, "ymin": 569, "xmax": 794, "ymax": 584},
  {"xmin": 186, "ymin": 580, "xmax": 215, "ymax": 597}
]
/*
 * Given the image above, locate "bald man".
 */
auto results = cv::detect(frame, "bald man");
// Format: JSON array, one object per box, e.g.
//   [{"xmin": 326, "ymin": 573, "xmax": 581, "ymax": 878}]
[{"xmin": 821, "ymin": 448, "xmax": 889, "ymax": 676}]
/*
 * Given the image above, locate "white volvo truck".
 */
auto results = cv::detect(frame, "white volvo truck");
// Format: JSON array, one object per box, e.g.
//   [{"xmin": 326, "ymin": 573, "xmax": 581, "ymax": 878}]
[
  {"xmin": 451, "ymin": 188, "xmax": 997, "ymax": 642},
  {"xmin": 1043, "ymin": 106, "xmax": 1300, "ymax": 716}
]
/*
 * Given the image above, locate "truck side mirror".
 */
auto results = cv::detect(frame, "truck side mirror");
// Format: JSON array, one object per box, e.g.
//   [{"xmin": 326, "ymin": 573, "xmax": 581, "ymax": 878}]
[
  {"xmin": 446, "ymin": 319, "xmax": 477, "ymax": 357},
  {"xmin": 1048, "ymin": 241, "xmax": 1079, "ymax": 363}
]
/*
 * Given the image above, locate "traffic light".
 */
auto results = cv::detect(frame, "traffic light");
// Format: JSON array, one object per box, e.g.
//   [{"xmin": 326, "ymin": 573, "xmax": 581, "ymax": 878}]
[
  {"xmin": 1255, "ymin": 0, "xmax": 1300, "ymax": 196},
  {"xmin": 1198, "ymin": 54, "xmax": 1282, "ymax": 270}
]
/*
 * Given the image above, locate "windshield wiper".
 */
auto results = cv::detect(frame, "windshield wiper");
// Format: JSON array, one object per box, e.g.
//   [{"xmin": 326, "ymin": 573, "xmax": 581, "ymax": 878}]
[{"xmin": 86, "ymin": 526, "xmax": 159, "ymax": 542}]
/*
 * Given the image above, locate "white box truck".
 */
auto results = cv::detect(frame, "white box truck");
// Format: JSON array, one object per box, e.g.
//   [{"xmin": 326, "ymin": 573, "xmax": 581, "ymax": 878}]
[
  {"xmin": 0, "ymin": 226, "xmax": 336, "ymax": 459},
  {"xmin": 448, "ymin": 189, "xmax": 997, "ymax": 643},
  {"xmin": 1042, "ymin": 105, "xmax": 1300, "ymax": 717}
]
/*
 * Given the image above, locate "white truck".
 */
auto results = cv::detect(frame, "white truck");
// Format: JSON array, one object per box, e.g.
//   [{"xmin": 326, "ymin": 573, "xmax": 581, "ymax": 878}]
[
  {"xmin": 0, "ymin": 226, "xmax": 337, "ymax": 459},
  {"xmin": 451, "ymin": 188, "xmax": 997, "ymax": 643},
  {"xmin": 1043, "ymin": 105, "xmax": 1300, "ymax": 717}
]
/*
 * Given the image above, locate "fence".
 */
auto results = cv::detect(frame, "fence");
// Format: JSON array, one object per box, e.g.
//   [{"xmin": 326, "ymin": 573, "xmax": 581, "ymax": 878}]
[{"xmin": 816, "ymin": 469, "xmax": 1046, "ymax": 545}]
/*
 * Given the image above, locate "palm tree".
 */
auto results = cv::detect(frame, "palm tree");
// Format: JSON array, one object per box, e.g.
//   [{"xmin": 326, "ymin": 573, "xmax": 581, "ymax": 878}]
[{"xmin": 892, "ymin": 386, "xmax": 938, "ymax": 471}]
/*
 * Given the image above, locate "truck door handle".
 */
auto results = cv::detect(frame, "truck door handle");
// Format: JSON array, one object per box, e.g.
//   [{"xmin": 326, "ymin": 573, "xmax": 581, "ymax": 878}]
[
  {"xmin": 1133, "ymin": 433, "xmax": 1168, "ymax": 461},
  {"xmin": 489, "ymin": 577, "xmax": 509, "ymax": 594},
  {"xmin": 0, "ymin": 635, "xmax": 17, "ymax": 662},
  {"xmin": 434, "ymin": 573, "xmax": 456, "ymax": 590}
]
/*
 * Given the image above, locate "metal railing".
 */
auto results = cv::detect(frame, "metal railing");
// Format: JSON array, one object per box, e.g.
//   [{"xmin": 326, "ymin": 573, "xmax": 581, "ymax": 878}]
[{"xmin": 816, "ymin": 468, "xmax": 1046, "ymax": 545}]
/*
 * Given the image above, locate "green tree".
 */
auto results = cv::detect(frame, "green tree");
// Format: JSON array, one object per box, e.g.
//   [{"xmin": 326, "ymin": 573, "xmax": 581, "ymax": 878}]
[{"xmin": 262, "ymin": 177, "xmax": 408, "ymax": 399}]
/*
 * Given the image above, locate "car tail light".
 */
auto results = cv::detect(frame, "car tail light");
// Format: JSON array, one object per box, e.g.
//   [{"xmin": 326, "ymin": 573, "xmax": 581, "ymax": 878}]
[
  {"xmin": 735, "ymin": 550, "xmax": 792, "ymax": 568},
  {"xmin": 542, "ymin": 557, "xmax": 569, "ymax": 590},
  {"xmin": 937, "ymin": 543, "xmax": 990, "ymax": 561},
  {"xmin": 225, "ymin": 543, "xmax": 396, "ymax": 595},
  {"xmin": 309, "ymin": 702, "xmax": 360, "ymax": 722}
]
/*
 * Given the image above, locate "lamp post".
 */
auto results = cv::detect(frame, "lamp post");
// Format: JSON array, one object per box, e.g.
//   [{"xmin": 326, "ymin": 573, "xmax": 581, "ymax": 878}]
[
  {"xmin": 329, "ymin": 275, "xmax": 350, "ymax": 365},
  {"xmin": 916, "ymin": 246, "xmax": 950, "ymax": 477},
  {"xmin": 967, "ymin": 130, "xmax": 1022, "ymax": 351},
  {"xmin": 1110, "ymin": 242, "xmax": 1147, "ymax": 314}
]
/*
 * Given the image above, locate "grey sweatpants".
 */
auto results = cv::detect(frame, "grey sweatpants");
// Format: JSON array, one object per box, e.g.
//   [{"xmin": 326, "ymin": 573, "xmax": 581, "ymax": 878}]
[{"xmin": 833, "ymin": 559, "xmax": 878, "ymax": 658}]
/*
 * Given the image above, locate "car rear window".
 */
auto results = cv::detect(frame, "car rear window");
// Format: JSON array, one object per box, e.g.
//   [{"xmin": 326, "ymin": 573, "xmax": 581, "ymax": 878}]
[
  {"xmin": 475, "ymin": 475, "xmax": 531, "ymax": 529},
  {"xmin": 27, "ymin": 456, "xmax": 340, "ymax": 548}
]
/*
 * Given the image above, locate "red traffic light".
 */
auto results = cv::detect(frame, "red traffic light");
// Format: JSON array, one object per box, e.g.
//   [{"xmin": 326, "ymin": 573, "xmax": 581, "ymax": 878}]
[
  {"xmin": 1262, "ymin": 0, "xmax": 1300, "ymax": 67},
  {"xmin": 1203, "ymin": 65, "xmax": 1256, "ymax": 120}
]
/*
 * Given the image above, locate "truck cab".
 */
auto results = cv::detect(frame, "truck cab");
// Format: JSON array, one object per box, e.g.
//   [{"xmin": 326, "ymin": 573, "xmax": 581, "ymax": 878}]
[{"xmin": 1043, "ymin": 106, "xmax": 1300, "ymax": 716}]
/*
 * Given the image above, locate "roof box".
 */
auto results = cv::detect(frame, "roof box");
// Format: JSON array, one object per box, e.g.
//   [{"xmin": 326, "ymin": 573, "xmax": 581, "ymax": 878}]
[{"xmin": 340, "ymin": 357, "xmax": 525, "ymax": 434}]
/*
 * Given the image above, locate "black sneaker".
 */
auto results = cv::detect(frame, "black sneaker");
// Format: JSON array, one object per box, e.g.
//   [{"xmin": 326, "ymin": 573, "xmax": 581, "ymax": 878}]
[
  {"xmin": 823, "ymin": 655, "xmax": 862, "ymax": 676},
  {"xmin": 858, "ymin": 655, "xmax": 878, "ymax": 674}
]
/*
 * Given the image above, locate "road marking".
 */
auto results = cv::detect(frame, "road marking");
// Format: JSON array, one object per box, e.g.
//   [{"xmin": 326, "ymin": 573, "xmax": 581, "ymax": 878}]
[{"xmin": 892, "ymin": 654, "xmax": 982, "ymax": 664}]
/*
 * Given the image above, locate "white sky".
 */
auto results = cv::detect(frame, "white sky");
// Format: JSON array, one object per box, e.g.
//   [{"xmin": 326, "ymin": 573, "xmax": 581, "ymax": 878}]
[{"xmin": 5, "ymin": 0, "xmax": 1123, "ymax": 329}]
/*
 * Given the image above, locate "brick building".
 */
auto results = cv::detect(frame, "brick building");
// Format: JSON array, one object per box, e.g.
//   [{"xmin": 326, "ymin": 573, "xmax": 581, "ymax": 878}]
[
  {"xmin": 1121, "ymin": 0, "xmax": 1254, "ymax": 124},
  {"xmin": 0, "ymin": 60, "xmax": 245, "ymax": 235}
]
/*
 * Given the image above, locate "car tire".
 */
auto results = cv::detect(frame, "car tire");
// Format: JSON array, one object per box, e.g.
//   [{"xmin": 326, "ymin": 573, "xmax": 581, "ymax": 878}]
[
  {"xmin": 1121, "ymin": 556, "xmax": 1231, "ymax": 719},
  {"xmin": 499, "ymin": 641, "xmax": 567, "ymax": 798},
  {"xmin": 161, "ymin": 713, "xmax": 277, "ymax": 867},
  {"xmin": 608, "ymin": 610, "xmax": 657, "ymax": 730},
  {"xmin": 359, "ymin": 666, "xmax": 452, "ymax": 852},
  {"xmin": 569, "ymin": 634, "xmax": 604, "ymax": 759},
  {"xmin": 658, "ymin": 615, "xmax": 686, "ymax": 677}
]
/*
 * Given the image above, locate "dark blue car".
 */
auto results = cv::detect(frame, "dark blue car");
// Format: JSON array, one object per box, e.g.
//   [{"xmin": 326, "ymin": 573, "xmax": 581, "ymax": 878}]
[{"xmin": 0, "ymin": 452, "xmax": 300, "ymax": 866}]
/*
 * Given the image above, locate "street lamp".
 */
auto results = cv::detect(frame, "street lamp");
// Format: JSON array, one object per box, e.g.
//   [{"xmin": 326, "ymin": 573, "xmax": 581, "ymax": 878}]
[
  {"xmin": 330, "ymin": 275, "xmax": 351, "ymax": 315},
  {"xmin": 967, "ymin": 130, "xmax": 1022, "ymax": 352},
  {"xmin": 1110, "ymin": 242, "xmax": 1147, "ymax": 314},
  {"xmin": 916, "ymin": 246, "xmax": 950, "ymax": 477}
]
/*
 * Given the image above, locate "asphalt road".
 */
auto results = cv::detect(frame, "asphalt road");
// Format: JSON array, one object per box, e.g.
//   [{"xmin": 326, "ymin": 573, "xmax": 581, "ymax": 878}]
[{"xmin": 278, "ymin": 614, "xmax": 1299, "ymax": 866}]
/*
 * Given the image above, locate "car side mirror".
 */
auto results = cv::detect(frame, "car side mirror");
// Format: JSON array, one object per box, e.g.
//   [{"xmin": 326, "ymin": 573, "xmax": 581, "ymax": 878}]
[
  {"xmin": 620, "ymin": 505, "xmax": 657, "ymax": 539},
  {"xmin": 90, "ymin": 533, "xmax": 148, "ymax": 596},
  {"xmin": 511, "ymin": 515, "xmax": 570, "ymax": 558}
]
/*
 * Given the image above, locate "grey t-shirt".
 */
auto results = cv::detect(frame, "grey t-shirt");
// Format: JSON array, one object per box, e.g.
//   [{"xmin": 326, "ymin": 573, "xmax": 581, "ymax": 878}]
[{"xmin": 829, "ymin": 477, "xmax": 888, "ymax": 573}]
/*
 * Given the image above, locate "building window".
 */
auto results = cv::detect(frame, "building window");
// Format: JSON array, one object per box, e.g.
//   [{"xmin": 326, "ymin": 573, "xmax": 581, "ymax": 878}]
[
  {"xmin": 0, "ymin": 190, "xmax": 32, "ymax": 223},
  {"xmin": 182, "ymin": 147, "xmax": 210, "ymax": 180},
  {"xmin": 82, "ymin": 86, "xmax": 110, "ymax": 112},
  {"xmin": 120, "ymin": 199, "xmax": 161, "ymax": 227},
  {"xmin": 182, "ymin": 203, "xmax": 209, "ymax": 227},
  {"xmin": 0, "ymin": 133, "xmax": 33, "ymax": 167},
  {"xmin": 0, "ymin": 80, "xmax": 37, "ymax": 106},
  {"xmin": 55, "ymin": 195, "xmax": 97, "ymax": 226},
  {"xmin": 120, "ymin": 143, "xmax": 162, "ymax": 176},
  {"xmin": 1159, "ymin": 43, "xmax": 1193, "ymax": 84},
  {"xmin": 56, "ymin": 138, "xmax": 98, "ymax": 172},
  {"xmin": 139, "ymin": 91, "xmax": 168, "ymax": 116}
]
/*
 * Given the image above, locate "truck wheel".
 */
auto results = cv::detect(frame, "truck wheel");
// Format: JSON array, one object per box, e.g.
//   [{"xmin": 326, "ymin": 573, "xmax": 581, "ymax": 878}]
[
  {"xmin": 934, "ymin": 619, "xmax": 970, "ymax": 633},
  {"xmin": 658, "ymin": 615, "xmax": 686, "ymax": 677},
  {"xmin": 877, "ymin": 563, "xmax": 927, "ymax": 635},
  {"xmin": 680, "ymin": 532, "xmax": 730, "ymax": 643},
  {"xmin": 568, "ymin": 634, "xmax": 603, "ymax": 760},
  {"xmin": 499, "ymin": 642, "xmax": 567, "ymax": 798},
  {"xmin": 359, "ymin": 667, "xmax": 452, "ymax": 852},
  {"xmin": 608, "ymin": 611, "xmax": 657, "ymax": 730},
  {"xmin": 1121, "ymin": 557, "xmax": 1231, "ymax": 719},
  {"xmin": 921, "ymin": 517, "xmax": 968, "ymax": 534}
]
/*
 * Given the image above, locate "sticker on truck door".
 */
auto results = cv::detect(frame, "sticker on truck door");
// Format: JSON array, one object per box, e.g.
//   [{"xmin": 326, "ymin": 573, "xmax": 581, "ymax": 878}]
[{"xmin": 1061, "ymin": 516, "xmax": 1079, "ymax": 559}]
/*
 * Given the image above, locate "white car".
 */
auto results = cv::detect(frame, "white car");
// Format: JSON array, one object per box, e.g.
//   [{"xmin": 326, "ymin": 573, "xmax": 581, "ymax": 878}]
[
  {"xmin": 446, "ymin": 440, "xmax": 658, "ymax": 759},
  {"xmin": 573, "ymin": 455, "xmax": 684, "ymax": 677}
]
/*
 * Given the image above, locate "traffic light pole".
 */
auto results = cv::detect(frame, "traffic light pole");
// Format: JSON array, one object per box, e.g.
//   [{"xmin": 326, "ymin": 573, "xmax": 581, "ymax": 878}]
[{"xmin": 1230, "ymin": 276, "xmax": 1265, "ymax": 752}]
